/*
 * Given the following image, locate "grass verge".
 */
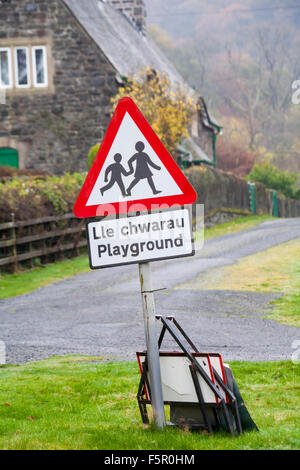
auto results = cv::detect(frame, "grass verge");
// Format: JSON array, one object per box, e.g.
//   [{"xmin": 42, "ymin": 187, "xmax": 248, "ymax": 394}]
[
  {"xmin": 0, "ymin": 215, "xmax": 273, "ymax": 300},
  {"xmin": 0, "ymin": 356, "xmax": 299, "ymax": 450},
  {"xmin": 203, "ymin": 214, "xmax": 274, "ymax": 240},
  {"xmin": 194, "ymin": 237, "xmax": 300, "ymax": 327},
  {"xmin": 0, "ymin": 255, "xmax": 90, "ymax": 299}
]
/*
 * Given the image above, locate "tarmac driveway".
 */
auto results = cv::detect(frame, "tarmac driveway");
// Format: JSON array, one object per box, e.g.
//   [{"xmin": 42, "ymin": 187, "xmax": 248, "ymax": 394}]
[{"xmin": 1, "ymin": 217, "xmax": 299, "ymax": 364}]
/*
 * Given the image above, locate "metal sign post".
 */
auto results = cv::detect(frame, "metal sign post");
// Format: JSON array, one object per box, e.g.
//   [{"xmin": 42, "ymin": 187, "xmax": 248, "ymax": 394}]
[
  {"xmin": 73, "ymin": 97, "xmax": 198, "ymax": 432},
  {"xmin": 139, "ymin": 262, "xmax": 166, "ymax": 429}
]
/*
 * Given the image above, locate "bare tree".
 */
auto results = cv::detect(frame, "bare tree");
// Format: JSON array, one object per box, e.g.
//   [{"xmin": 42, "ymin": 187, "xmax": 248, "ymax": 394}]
[
  {"xmin": 215, "ymin": 46, "xmax": 263, "ymax": 149},
  {"xmin": 215, "ymin": 23, "xmax": 300, "ymax": 151},
  {"xmin": 255, "ymin": 25, "xmax": 300, "ymax": 113}
]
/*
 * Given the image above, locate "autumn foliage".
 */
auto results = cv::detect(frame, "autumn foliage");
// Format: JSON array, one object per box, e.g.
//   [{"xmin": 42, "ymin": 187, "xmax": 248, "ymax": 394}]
[
  {"xmin": 111, "ymin": 68, "xmax": 195, "ymax": 157},
  {"xmin": 216, "ymin": 138, "xmax": 257, "ymax": 177},
  {"xmin": 0, "ymin": 166, "xmax": 51, "ymax": 180},
  {"xmin": 0, "ymin": 173, "xmax": 86, "ymax": 223}
]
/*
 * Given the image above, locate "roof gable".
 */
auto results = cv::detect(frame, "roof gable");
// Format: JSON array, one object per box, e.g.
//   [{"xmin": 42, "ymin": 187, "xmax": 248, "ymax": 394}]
[{"xmin": 62, "ymin": 0, "xmax": 188, "ymax": 89}]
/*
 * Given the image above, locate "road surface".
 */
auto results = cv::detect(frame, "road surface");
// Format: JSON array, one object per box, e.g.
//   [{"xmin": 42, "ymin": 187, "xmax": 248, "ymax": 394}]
[{"xmin": 1, "ymin": 217, "xmax": 299, "ymax": 364}]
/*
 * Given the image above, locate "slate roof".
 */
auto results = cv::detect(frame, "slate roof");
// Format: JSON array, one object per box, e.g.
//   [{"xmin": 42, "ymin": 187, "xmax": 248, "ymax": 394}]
[
  {"xmin": 62, "ymin": 0, "xmax": 188, "ymax": 89},
  {"xmin": 62, "ymin": 0, "xmax": 216, "ymax": 163},
  {"xmin": 198, "ymin": 97, "xmax": 222, "ymax": 132},
  {"xmin": 179, "ymin": 138, "xmax": 213, "ymax": 162}
]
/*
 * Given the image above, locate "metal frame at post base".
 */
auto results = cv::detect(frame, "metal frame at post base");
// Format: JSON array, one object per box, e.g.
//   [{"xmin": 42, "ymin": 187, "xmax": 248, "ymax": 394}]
[{"xmin": 136, "ymin": 316, "xmax": 243, "ymax": 436}]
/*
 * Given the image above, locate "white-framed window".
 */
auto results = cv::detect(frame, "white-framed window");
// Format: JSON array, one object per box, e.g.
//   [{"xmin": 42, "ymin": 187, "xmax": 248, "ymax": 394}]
[
  {"xmin": 32, "ymin": 46, "xmax": 48, "ymax": 87},
  {"xmin": 0, "ymin": 43, "xmax": 50, "ymax": 91},
  {"xmin": 15, "ymin": 47, "xmax": 30, "ymax": 88},
  {"xmin": 0, "ymin": 47, "xmax": 12, "ymax": 89}
]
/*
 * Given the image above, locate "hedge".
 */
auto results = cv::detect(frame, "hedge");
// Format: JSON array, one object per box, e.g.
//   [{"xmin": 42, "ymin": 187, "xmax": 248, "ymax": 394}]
[{"xmin": 0, "ymin": 173, "xmax": 86, "ymax": 223}]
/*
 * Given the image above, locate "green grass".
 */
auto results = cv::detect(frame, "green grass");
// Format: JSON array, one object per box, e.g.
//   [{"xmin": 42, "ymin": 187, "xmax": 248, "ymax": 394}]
[
  {"xmin": 0, "ymin": 215, "xmax": 273, "ymax": 300},
  {"xmin": 270, "ymin": 292, "xmax": 300, "ymax": 327},
  {"xmin": 0, "ymin": 356, "xmax": 299, "ymax": 450},
  {"xmin": 0, "ymin": 255, "xmax": 90, "ymax": 299},
  {"xmin": 187, "ymin": 237, "xmax": 300, "ymax": 328},
  {"xmin": 204, "ymin": 214, "xmax": 274, "ymax": 240}
]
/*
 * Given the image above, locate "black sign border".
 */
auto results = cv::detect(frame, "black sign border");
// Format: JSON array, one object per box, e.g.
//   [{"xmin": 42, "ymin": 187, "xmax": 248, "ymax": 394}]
[{"xmin": 86, "ymin": 208, "xmax": 195, "ymax": 270}]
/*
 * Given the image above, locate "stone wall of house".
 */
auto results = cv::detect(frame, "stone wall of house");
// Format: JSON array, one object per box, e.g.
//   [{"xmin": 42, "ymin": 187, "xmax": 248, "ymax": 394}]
[{"xmin": 0, "ymin": 0, "xmax": 119, "ymax": 174}]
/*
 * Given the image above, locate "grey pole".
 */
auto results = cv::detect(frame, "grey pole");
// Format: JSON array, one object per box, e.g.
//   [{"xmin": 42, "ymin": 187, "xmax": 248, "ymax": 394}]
[{"xmin": 138, "ymin": 262, "xmax": 166, "ymax": 430}]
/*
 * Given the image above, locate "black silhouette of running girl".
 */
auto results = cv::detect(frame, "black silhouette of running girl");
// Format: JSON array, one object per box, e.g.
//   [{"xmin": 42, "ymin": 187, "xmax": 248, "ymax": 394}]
[
  {"xmin": 100, "ymin": 153, "xmax": 129, "ymax": 197},
  {"xmin": 126, "ymin": 141, "xmax": 161, "ymax": 196}
]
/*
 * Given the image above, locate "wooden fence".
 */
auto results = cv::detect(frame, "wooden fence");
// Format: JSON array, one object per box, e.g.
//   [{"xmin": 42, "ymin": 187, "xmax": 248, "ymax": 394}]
[
  {"xmin": 0, "ymin": 213, "xmax": 87, "ymax": 272},
  {"xmin": 2, "ymin": 167, "xmax": 300, "ymax": 274}
]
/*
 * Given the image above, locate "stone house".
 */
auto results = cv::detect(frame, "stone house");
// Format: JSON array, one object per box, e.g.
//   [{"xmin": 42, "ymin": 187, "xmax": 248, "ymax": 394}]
[{"xmin": 0, "ymin": 0, "xmax": 220, "ymax": 174}]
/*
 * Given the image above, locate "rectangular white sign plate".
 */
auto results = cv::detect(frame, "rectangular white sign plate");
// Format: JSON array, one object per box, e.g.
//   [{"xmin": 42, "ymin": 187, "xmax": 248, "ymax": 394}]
[{"xmin": 86, "ymin": 208, "xmax": 194, "ymax": 269}]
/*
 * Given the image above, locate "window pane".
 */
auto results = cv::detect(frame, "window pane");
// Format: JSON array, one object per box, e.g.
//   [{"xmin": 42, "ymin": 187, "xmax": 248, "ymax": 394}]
[
  {"xmin": 34, "ymin": 48, "xmax": 45, "ymax": 85},
  {"xmin": 0, "ymin": 50, "xmax": 10, "ymax": 87},
  {"xmin": 16, "ymin": 48, "xmax": 29, "ymax": 86}
]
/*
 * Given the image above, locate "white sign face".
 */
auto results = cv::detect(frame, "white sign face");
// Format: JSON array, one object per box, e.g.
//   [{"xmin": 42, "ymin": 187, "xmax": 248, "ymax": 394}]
[
  {"xmin": 159, "ymin": 355, "xmax": 217, "ymax": 404},
  {"xmin": 87, "ymin": 209, "xmax": 194, "ymax": 269},
  {"xmin": 86, "ymin": 112, "xmax": 183, "ymax": 206},
  {"xmin": 138, "ymin": 353, "xmax": 225, "ymax": 404}
]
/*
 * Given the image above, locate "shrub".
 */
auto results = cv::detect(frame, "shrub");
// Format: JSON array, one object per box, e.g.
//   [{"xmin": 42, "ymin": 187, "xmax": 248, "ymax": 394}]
[
  {"xmin": 0, "ymin": 173, "xmax": 86, "ymax": 223},
  {"xmin": 0, "ymin": 165, "xmax": 51, "ymax": 180},
  {"xmin": 87, "ymin": 143, "xmax": 101, "ymax": 171},
  {"xmin": 247, "ymin": 163, "xmax": 300, "ymax": 199},
  {"xmin": 111, "ymin": 67, "xmax": 195, "ymax": 157},
  {"xmin": 216, "ymin": 139, "xmax": 257, "ymax": 177}
]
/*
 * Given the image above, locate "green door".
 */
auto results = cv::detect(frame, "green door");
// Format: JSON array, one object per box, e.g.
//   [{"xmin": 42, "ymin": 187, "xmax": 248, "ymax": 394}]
[{"xmin": 0, "ymin": 148, "xmax": 19, "ymax": 168}]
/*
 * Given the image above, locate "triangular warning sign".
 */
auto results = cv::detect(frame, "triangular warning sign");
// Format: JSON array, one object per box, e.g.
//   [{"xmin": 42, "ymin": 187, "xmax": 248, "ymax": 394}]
[{"xmin": 74, "ymin": 97, "xmax": 197, "ymax": 217}]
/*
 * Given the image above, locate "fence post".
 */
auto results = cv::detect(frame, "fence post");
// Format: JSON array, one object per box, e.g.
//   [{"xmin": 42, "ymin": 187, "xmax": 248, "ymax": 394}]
[
  {"xmin": 271, "ymin": 190, "xmax": 278, "ymax": 217},
  {"xmin": 10, "ymin": 213, "xmax": 18, "ymax": 272},
  {"xmin": 248, "ymin": 182, "xmax": 256, "ymax": 215}
]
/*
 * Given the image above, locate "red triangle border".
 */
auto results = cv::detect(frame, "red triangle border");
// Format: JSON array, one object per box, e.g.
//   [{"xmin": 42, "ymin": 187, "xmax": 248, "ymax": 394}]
[{"xmin": 74, "ymin": 97, "xmax": 197, "ymax": 217}]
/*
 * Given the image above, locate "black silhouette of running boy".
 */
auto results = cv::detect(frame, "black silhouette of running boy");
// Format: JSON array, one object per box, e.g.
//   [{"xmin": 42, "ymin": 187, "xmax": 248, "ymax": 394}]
[
  {"xmin": 126, "ymin": 141, "xmax": 161, "ymax": 196},
  {"xmin": 100, "ymin": 153, "xmax": 129, "ymax": 197}
]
